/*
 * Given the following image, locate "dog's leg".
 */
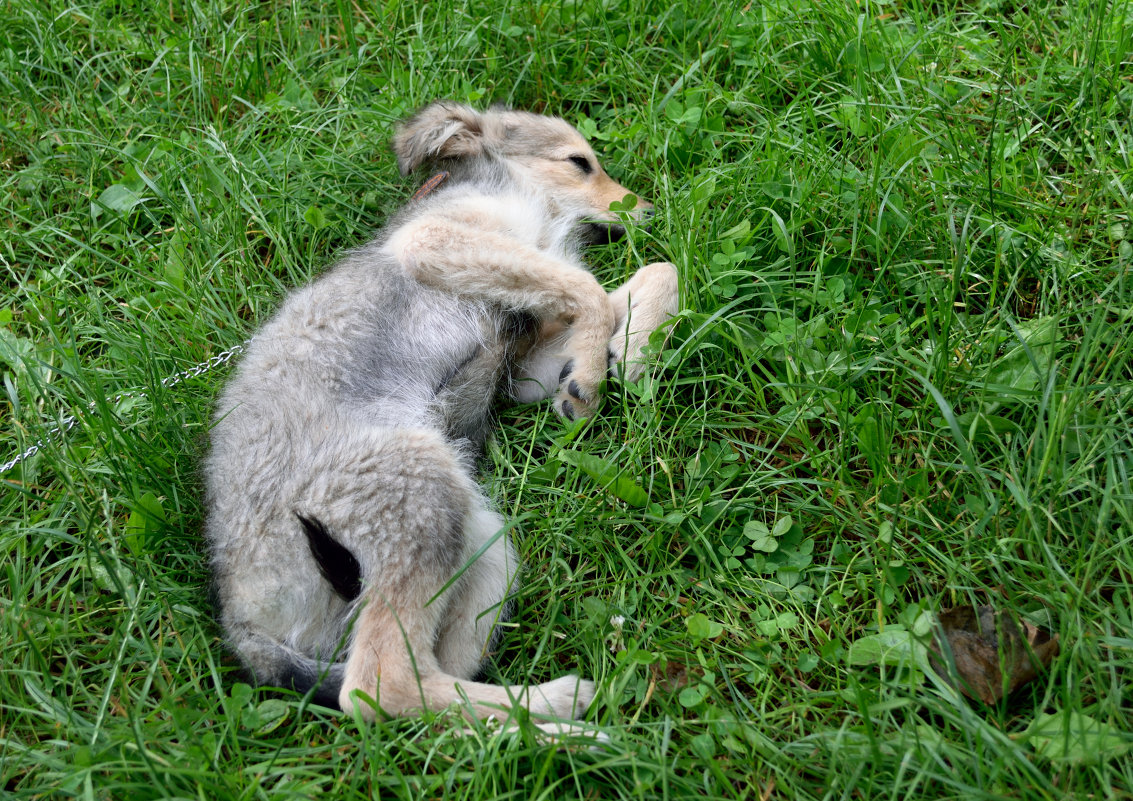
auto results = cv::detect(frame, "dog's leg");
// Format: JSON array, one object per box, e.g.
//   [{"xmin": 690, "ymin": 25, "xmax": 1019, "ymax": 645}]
[
  {"xmin": 512, "ymin": 262, "xmax": 679, "ymax": 401},
  {"xmin": 388, "ymin": 223, "xmax": 613, "ymax": 419},
  {"xmin": 606, "ymin": 261, "xmax": 680, "ymax": 382},
  {"xmin": 510, "ymin": 322, "xmax": 569, "ymax": 404},
  {"xmin": 341, "ymin": 589, "xmax": 594, "ymax": 722},
  {"xmin": 327, "ymin": 428, "xmax": 592, "ymax": 721},
  {"xmin": 434, "ymin": 504, "xmax": 517, "ymax": 678}
]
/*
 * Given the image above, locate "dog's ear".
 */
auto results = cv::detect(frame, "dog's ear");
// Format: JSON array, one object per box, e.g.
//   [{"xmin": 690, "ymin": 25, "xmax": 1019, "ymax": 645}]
[{"xmin": 392, "ymin": 102, "xmax": 486, "ymax": 176}]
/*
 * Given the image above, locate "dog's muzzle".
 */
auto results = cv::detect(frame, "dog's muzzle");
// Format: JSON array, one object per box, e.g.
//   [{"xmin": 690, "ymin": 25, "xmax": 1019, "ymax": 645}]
[{"xmin": 583, "ymin": 221, "xmax": 626, "ymax": 245}]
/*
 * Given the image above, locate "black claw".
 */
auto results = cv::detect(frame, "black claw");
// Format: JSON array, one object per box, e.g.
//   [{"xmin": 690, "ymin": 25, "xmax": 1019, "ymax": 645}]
[
  {"xmin": 559, "ymin": 360, "xmax": 574, "ymax": 383},
  {"xmin": 567, "ymin": 379, "xmax": 585, "ymax": 401},
  {"xmin": 561, "ymin": 399, "xmax": 575, "ymax": 420}
]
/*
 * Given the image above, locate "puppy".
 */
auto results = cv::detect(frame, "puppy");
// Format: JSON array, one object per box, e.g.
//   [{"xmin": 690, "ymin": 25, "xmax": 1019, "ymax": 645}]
[{"xmin": 203, "ymin": 101, "xmax": 679, "ymax": 722}]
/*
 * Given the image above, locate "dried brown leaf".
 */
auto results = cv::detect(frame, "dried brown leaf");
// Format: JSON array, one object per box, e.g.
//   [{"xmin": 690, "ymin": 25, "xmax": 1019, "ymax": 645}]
[{"xmin": 928, "ymin": 605, "xmax": 1059, "ymax": 704}]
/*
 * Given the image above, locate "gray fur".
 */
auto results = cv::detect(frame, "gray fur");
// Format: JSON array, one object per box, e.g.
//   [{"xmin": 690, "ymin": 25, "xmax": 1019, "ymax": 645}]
[{"xmin": 204, "ymin": 101, "xmax": 679, "ymax": 721}]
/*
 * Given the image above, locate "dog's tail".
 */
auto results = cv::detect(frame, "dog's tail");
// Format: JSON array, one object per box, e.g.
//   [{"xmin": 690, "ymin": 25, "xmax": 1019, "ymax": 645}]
[
  {"xmin": 233, "ymin": 631, "xmax": 347, "ymax": 709},
  {"xmin": 225, "ymin": 511, "xmax": 362, "ymax": 710},
  {"xmin": 278, "ymin": 651, "xmax": 347, "ymax": 709}
]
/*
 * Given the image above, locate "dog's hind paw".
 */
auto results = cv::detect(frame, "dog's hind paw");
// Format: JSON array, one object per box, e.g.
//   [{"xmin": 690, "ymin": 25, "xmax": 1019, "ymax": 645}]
[{"xmin": 529, "ymin": 675, "xmax": 596, "ymax": 719}]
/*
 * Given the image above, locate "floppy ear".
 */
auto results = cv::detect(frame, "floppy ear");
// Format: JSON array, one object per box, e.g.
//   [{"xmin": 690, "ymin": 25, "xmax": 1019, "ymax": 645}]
[{"xmin": 392, "ymin": 101, "xmax": 486, "ymax": 176}]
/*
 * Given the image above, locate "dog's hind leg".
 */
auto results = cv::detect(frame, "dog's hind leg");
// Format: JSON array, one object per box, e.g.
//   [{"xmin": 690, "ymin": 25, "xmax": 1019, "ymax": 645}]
[
  {"xmin": 340, "ymin": 591, "xmax": 593, "ymax": 722},
  {"xmin": 434, "ymin": 504, "xmax": 517, "ymax": 679},
  {"xmin": 330, "ymin": 430, "xmax": 592, "ymax": 721},
  {"xmin": 606, "ymin": 262, "xmax": 680, "ymax": 382},
  {"xmin": 510, "ymin": 322, "xmax": 570, "ymax": 404}
]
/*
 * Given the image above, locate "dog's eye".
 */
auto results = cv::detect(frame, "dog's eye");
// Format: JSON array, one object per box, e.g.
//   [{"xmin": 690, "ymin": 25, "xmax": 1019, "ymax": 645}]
[{"xmin": 567, "ymin": 155, "xmax": 593, "ymax": 175}]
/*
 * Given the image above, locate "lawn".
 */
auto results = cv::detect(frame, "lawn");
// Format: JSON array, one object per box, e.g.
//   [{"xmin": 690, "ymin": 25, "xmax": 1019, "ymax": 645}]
[{"xmin": 2, "ymin": 0, "xmax": 1131, "ymax": 798}]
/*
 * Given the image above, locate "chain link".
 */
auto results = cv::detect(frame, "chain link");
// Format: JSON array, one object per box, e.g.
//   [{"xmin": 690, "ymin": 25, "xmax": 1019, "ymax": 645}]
[{"xmin": 1, "ymin": 341, "xmax": 248, "ymax": 476}]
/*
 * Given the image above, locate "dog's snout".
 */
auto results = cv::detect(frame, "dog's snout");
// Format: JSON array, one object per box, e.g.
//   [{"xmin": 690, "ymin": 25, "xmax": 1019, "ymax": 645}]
[{"xmin": 581, "ymin": 205, "xmax": 655, "ymax": 244}]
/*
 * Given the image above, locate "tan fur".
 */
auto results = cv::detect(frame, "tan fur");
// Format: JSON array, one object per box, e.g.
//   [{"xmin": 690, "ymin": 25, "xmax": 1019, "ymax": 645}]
[
  {"xmin": 204, "ymin": 101, "xmax": 680, "ymax": 726},
  {"xmin": 387, "ymin": 107, "xmax": 662, "ymax": 416}
]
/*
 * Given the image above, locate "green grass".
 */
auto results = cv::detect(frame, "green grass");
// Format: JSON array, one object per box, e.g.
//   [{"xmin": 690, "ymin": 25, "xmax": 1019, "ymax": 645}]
[{"xmin": 2, "ymin": 0, "xmax": 1132, "ymax": 797}]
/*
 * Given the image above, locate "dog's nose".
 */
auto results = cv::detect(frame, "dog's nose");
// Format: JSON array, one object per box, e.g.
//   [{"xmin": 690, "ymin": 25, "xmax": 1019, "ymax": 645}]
[{"xmin": 584, "ymin": 221, "xmax": 625, "ymax": 245}]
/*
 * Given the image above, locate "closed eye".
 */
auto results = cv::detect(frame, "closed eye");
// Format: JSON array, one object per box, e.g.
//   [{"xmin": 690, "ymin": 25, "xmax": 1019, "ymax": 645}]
[{"xmin": 567, "ymin": 155, "xmax": 594, "ymax": 175}]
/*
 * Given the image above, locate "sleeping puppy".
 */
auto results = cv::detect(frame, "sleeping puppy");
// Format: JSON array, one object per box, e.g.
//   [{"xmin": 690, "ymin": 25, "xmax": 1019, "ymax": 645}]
[{"xmin": 203, "ymin": 101, "xmax": 679, "ymax": 722}]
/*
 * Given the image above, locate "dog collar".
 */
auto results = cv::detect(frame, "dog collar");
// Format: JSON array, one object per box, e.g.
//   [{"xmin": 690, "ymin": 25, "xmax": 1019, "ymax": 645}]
[{"xmin": 411, "ymin": 171, "xmax": 449, "ymax": 202}]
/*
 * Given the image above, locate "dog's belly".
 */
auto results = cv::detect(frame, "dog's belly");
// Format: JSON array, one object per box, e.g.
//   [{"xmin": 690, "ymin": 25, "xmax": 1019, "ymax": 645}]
[
  {"xmin": 428, "ymin": 308, "xmax": 537, "ymax": 445},
  {"xmin": 336, "ymin": 283, "xmax": 533, "ymax": 447}
]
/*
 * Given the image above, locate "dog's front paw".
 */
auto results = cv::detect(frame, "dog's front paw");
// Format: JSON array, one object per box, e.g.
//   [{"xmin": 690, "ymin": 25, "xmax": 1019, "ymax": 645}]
[
  {"xmin": 554, "ymin": 359, "xmax": 601, "ymax": 420},
  {"xmin": 605, "ymin": 261, "xmax": 680, "ymax": 384}
]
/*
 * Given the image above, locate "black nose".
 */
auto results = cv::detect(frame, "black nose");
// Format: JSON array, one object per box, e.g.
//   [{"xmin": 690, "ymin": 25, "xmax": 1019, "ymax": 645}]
[{"xmin": 583, "ymin": 221, "xmax": 626, "ymax": 245}]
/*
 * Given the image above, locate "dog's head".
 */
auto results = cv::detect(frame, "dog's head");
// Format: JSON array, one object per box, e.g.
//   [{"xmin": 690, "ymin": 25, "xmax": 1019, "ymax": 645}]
[{"xmin": 392, "ymin": 101, "xmax": 651, "ymax": 242}]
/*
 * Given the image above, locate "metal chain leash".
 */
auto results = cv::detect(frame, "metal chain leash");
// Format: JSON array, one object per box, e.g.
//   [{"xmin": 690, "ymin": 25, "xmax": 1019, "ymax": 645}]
[
  {"xmin": 3, "ymin": 172, "xmax": 528, "ymax": 478},
  {"xmin": 0, "ymin": 341, "xmax": 249, "ymax": 476}
]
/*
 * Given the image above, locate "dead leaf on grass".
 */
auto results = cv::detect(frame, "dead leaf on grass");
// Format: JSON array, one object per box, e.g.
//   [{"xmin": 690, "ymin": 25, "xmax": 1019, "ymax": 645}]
[
  {"xmin": 929, "ymin": 605, "xmax": 1059, "ymax": 704},
  {"xmin": 653, "ymin": 660, "xmax": 691, "ymax": 693}
]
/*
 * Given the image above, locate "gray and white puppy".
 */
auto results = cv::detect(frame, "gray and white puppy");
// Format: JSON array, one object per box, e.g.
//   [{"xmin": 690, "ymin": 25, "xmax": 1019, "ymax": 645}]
[{"xmin": 204, "ymin": 101, "xmax": 679, "ymax": 722}]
